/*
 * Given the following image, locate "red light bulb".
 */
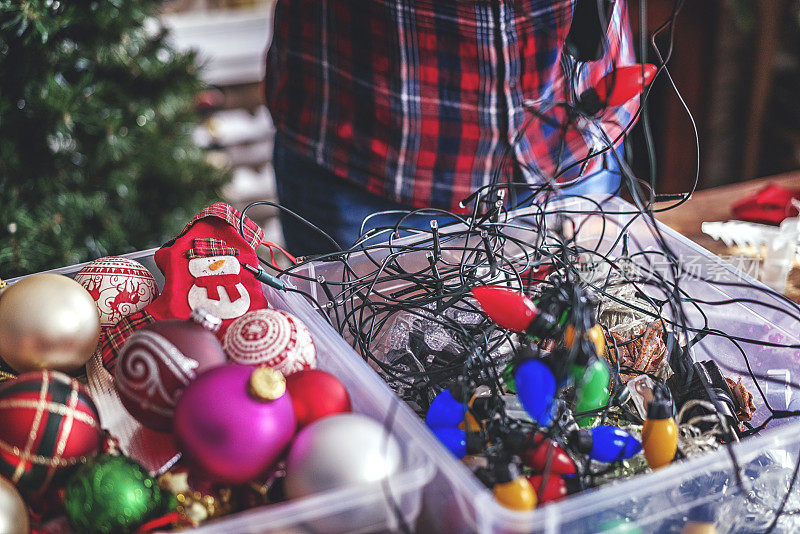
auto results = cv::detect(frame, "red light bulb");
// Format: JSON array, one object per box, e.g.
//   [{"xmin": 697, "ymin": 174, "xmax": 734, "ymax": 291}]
[
  {"xmin": 471, "ymin": 286, "xmax": 538, "ymax": 333},
  {"xmin": 594, "ymin": 64, "xmax": 657, "ymax": 107},
  {"xmin": 523, "ymin": 433, "xmax": 577, "ymax": 476},
  {"xmin": 527, "ymin": 474, "xmax": 568, "ymax": 504}
]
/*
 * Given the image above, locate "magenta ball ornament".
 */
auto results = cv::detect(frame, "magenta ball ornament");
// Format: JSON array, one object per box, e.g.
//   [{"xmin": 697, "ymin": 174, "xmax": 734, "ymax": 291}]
[{"xmin": 173, "ymin": 364, "xmax": 296, "ymax": 484}]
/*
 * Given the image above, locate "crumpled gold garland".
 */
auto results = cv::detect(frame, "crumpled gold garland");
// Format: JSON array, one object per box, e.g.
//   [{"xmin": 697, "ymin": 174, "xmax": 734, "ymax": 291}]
[{"xmin": 159, "ymin": 472, "xmax": 234, "ymax": 527}]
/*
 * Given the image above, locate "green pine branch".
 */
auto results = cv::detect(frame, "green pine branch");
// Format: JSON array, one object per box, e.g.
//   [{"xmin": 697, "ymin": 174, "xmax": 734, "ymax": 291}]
[{"xmin": 1, "ymin": 1, "xmax": 229, "ymax": 278}]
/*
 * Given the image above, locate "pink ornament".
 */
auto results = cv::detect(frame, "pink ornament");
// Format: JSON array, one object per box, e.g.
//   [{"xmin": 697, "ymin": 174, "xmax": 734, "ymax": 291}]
[
  {"xmin": 115, "ymin": 316, "xmax": 226, "ymax": 431},
  {"xmin": 174, "ymin": 364, "xmax": 296, "ymax": 484},
  {"xmin": 74, "ymin": 256, "xmax": 159, "ymax": 327},
  {"xmin": 223, "ymin": 309, "xmax": 316, "ymax": 376}
]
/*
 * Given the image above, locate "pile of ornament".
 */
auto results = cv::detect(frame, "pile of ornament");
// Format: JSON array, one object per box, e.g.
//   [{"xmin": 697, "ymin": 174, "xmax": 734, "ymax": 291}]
[{"xmin": 0, "ymin": 258, "xmax": 399, "ymax": 533}]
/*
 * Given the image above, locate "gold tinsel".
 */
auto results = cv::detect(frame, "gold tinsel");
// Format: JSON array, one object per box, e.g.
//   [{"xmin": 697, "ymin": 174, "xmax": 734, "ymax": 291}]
[{"xmin": 159, "ymin": 472, "xmax": 234, "ymax": 527}]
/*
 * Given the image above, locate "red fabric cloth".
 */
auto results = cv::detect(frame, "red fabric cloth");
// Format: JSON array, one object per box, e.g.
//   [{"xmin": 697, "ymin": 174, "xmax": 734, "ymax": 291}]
[
  {"xmin": 731, "ymin": 184, "xmax": 800, "ymax": 225},
  {"xmin": 99, "ymin": 203, "xmax": 268, "ymax": 372}
]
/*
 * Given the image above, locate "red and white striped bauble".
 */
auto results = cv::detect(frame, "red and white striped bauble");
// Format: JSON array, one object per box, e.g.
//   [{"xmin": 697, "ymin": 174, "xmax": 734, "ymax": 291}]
[
  {"xmin": 74, "ymin": 256, "xmax": 158, "ymax": 327},
  {"xmin": 223, "ymin": 309, "xmax": 316, "ymax": 376},
  {"xmin": 0, "ymin": 370, "xmax": 101, "ymax": 494}
]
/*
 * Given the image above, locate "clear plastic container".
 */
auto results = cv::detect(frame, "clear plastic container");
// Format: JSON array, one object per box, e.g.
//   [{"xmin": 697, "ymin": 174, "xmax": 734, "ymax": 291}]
[
  {"xmin": 294, "ymin": 195, "xmax": 800, "ymax": 533},
  {"xmin": 6, "ymin": 253, "xmax": 434, "ymax": 534},
  {"xmin": 14, "ymin": 195, "xmax": 800, "ymax": 532}
]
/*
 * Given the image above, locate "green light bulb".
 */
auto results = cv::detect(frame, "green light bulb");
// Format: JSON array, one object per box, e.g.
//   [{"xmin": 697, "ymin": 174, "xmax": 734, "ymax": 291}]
[{"xmin": 574, "ymin": 358, "xmax": 611, "ymax": 427}]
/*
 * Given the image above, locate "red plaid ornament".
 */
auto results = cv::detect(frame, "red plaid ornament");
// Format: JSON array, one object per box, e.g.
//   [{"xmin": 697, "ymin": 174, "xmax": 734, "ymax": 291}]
[
  {"xmin": 0, "ymin": 370, "xmax": 102, "ymax": 495},
  {"xmin": 99, "ymin": 203, "xmax": 269, "ymax": 371}
]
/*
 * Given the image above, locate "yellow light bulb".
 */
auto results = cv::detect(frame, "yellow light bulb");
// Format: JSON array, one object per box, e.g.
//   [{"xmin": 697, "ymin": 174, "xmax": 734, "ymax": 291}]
[
  {"xmin": 565, "ymin": 324, "xmax": 604, "ymax": 355},
  {"xmin": 493, "ymin": 477, "xmax": 537, "ymax": 511},
  {"xmin": 587, "ymin": 324, "xmax": 606, "ymax": 355},
  {"xmin": 460, "ymin": 411, "xmax": 481, "ymax": 432},
  {"xmin": 564, "ymin": 325, "xmax": 576, "ymax": 348},
  {"xmin": 680, "ymin": 521, "xmax": 717, "ymax": 534},
  {"xmin": 460, "ymin": 390, "xmax": 488, "ymax": 432},
  {"xmin": 642, "ymin": 412, "xmax": 678, "ymax": 470}
]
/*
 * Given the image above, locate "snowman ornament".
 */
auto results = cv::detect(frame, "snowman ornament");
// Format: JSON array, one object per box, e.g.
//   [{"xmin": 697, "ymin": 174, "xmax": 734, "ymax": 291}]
[{"xmin": 187, "ymin": 253, "xmax": 251, "ymax": 319}]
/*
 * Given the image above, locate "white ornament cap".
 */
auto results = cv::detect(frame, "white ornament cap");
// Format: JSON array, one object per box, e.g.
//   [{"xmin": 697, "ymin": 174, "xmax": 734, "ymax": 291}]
[{"xmin": 190, "ymin": 307, "xmax": 223, "ymax": 333}]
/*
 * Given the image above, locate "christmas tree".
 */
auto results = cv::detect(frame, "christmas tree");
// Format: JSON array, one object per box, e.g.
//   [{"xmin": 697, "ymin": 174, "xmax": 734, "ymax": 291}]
[{"xmin": 0, "ymin": 1, "xmax": 228, "ymax": 278}]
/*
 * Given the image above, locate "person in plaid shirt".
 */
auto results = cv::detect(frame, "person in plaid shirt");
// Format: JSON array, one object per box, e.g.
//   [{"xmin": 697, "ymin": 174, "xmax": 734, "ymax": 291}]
[{"xmin": 265, "ymin": 1, "xmax": 637, "ymax": 256}]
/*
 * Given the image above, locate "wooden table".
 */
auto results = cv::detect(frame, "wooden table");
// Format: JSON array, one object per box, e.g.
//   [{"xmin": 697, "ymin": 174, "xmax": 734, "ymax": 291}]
[
  {"xmin": 654, "ymin": 170, "xmax": 800, "ymax": 299},
  {"xmin": 655, "ymin": 170, "xmax": 800, "ymax": 254}
]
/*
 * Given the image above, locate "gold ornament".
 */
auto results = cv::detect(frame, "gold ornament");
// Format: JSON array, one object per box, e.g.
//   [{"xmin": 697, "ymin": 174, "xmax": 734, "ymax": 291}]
[
  {"xmin": 249, "ymin": 366, "xmax": 286, "ymax": 401},
  {"xmin": 0, "ymin": 476, "xmax": 29, "ymax": 534},
  {"xmin": 0, "ymin": 274, "xmax": 100, "ymax": 373}
]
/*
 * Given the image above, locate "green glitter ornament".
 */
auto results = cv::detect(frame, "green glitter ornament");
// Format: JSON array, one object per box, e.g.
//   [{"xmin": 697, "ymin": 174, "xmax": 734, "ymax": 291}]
[{"xmin": 64, "ymin": 454, "xmax": 176, "ymax": 534}]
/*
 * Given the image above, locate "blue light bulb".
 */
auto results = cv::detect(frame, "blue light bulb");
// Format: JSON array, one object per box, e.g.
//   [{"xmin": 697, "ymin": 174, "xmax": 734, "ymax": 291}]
[
  {"xmin": 589, "ymin": 425, "xmax": 642, "ymax": 462},
  {"xmin": 426, "ymin": 389, "xmax": 466, "ymax": 429},
  {"xmin": 514, "ymin": 359, "xmax": 556, "ymax": 426},
  {"xmin": 432, "ymin": 427, "xmax": 468, "ymax": 458}
]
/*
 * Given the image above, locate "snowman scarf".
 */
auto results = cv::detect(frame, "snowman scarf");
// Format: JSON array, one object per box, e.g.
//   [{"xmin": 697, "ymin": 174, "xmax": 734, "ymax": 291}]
[
  {"xmin": 192, "ymin": 273, "xmax": 242, "ymax": 301},
  {"xmin": 98, "ymin": 202, "xmax": 269, "ymax": 372}
]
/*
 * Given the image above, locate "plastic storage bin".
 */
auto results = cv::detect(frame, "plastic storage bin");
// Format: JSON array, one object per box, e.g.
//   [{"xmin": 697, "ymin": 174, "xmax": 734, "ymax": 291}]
[
  {"xmin": 293, "ymin": 195, "xmax": 800, "ymax": 533},
  {"xmin": 6, "ymin": 254, "xmax": 434, "ymax": 534}
]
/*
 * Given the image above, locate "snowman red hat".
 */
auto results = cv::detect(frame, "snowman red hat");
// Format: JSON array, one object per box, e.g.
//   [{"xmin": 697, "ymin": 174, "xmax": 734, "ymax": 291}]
[{"xmin": 99, "ymin": 203, "xmax": 269, "ymax": 372}]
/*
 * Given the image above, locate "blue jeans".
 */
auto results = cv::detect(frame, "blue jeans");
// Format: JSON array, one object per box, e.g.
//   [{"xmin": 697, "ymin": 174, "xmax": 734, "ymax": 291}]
[
  {"xmin": 274, "ymin": 135, "xmax": 621, "ymax": 256},
  {"xmin": 274, "ymin": 136, "xmax": 449, "ymax": 257}
]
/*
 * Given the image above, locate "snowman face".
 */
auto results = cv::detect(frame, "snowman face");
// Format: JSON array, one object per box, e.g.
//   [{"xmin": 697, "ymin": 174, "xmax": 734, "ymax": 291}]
[
  {"xmin": 188, "ymin": 255, "xmax": 240, "ymax": 277},
  {"xmin": 187, "ymin": 255, "xmax": 250, "ymax": 319}
]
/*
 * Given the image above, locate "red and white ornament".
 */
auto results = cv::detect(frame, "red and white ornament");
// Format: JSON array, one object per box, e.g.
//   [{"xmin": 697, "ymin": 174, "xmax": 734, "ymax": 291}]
[
  {"xmin": 223, "ymin": 309, "xmax": 316, "ymax": 376},
  {"xmin": 115, "ymin": 313, "xmax": 226, "ymax": 431},
  {"xmin": 74, "ymin": 256, "xmax": 158, "ymax": 327},
  {"xmin": 0, "ymin": 370, "xmax": 102, "ymax": 494}
]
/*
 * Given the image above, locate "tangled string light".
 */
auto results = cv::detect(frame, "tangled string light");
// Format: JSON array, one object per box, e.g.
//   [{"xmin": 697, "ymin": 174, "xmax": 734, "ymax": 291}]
[{"xmin": 239, "ymin": 1, "xmax": 800, "ymax": 531}]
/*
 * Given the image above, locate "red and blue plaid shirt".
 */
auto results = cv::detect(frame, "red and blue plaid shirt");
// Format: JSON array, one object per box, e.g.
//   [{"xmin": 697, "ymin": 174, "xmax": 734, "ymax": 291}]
[{"xmin": 265, "ymin": 0, "xmax": 636, "ymax": 213}]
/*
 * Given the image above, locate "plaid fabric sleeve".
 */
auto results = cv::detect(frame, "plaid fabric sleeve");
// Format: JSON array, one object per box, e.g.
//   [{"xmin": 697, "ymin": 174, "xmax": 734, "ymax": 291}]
[
  {"xmin": 186, "ymin": 238, "xmax": 240, "ymax": 259},
  {"xmin": 99, "ymin": 310, "xmax": 155, "ymax": 372}
]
